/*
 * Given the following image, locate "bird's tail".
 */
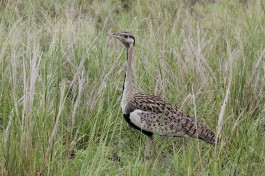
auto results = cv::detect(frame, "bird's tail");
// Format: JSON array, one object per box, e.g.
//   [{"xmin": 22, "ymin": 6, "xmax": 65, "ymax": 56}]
[
  {"xmin": 173, "ymin": 116, "xmax": 219, "ymax": 145},
  {"xmin": 197, "ymin": 125, "xmax": 219, "ymax": 145},
  {"xmin": 182, "ymin": 116, "xmax": 219, "ymax": 145}
]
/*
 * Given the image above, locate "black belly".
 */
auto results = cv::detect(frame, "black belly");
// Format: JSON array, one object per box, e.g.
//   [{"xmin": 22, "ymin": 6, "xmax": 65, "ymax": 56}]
[{"xmin": 123, "ymin": 113, "xmax": 153, "ymax": 137}]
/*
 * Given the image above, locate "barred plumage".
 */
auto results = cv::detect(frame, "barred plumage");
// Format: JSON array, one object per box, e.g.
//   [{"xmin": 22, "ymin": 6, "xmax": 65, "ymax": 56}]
[{"xmin": 125, "ymin": 92, "xmax": 216, "ymax": 144}]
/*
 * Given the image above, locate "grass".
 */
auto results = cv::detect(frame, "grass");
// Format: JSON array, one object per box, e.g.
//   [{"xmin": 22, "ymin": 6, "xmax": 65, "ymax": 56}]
[{"xmin": 1, "ymin": 0, "xmax": 265, "ymax": 175}]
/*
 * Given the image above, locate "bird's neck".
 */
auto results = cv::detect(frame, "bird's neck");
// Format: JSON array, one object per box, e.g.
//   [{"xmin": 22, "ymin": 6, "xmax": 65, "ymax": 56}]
[{"xmin": 122, "ymin": 44, "xmax": 134, "ymax": 99}]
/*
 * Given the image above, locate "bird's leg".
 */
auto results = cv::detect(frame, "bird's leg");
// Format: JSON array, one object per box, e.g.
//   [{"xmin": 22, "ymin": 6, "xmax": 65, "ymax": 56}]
[{"xmin": 145, "ymin": 136, "xmax": 153, "ymax": 165}]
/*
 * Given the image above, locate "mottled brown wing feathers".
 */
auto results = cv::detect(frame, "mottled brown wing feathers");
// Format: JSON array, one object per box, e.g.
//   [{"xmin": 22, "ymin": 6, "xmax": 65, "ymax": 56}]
[
  {"xmin": 125, "ymin": 92, "xmax": 217, "ymax": 145},
  {"xmin": 126, "ymin": 93, "xmax": 166, "ymax": 114}
]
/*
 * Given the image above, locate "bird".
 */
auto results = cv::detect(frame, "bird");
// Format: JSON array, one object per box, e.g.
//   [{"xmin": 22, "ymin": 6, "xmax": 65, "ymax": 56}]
[{"xmin": 108, "ymin": 31, "xmax": 218, "ymax": 164}]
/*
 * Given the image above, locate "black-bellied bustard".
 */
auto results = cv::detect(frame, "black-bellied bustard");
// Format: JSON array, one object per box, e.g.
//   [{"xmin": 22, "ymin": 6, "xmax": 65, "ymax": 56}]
[{"xmin": 108, "ymin": 31, "xmax": 217, "ymax": 164}]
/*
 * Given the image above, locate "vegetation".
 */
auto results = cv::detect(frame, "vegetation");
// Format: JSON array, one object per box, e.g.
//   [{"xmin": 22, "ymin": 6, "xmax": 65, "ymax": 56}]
[{"xmin": 1, "ymin": 0, "xmax": 264, "ymax": 175}]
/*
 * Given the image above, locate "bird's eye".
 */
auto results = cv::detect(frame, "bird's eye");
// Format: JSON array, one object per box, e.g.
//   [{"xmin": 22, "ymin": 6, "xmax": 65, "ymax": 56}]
[{"xmin": 124, "ymin": 35, "xmax": 128, "ymax": 38}]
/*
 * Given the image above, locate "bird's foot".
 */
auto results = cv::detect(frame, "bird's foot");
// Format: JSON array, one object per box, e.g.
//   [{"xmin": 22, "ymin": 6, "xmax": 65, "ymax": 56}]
[{"xmin": 145, "ymin": 155, "xmax": 151, "ymax": 160}]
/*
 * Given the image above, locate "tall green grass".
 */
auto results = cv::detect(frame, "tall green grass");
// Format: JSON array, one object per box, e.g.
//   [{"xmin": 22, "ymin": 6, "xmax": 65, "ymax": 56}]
[{"xmin": 1, "ymin": 0, "xmax": 264, "ymax": 175}]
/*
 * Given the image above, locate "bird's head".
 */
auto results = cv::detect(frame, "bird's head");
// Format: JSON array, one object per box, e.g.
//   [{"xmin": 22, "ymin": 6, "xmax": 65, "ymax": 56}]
[{"xmin": 108, "ymin": 31, "xmax": 135, "ymax": 48}]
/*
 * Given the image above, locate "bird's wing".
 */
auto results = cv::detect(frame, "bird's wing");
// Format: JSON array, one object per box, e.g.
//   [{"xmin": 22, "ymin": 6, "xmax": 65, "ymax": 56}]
[{"xmin": 125, "ymin": 92, "xmax": 216, "ymax": 145}]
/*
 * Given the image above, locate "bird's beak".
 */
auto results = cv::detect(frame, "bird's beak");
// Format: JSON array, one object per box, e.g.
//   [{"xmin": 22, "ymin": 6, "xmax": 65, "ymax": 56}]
[{"xmin": 107, "ymin": 30, "xmax": 122, "ymax": 40}]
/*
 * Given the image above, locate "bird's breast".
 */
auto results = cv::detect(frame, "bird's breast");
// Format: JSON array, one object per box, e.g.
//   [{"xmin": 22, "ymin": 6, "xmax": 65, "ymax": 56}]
[{"xmin": 121, "ymin": 97, "xmax": 127, "ymax": 113}]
